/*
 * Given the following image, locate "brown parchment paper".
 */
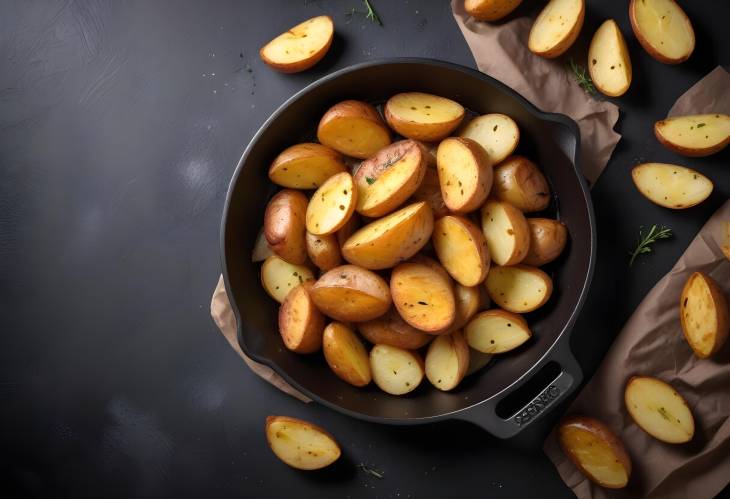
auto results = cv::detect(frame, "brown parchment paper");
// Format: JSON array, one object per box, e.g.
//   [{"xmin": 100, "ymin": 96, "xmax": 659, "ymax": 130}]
[{"xmin": 668, "ymin": 66, "xmax": 730, "ymax": 117}]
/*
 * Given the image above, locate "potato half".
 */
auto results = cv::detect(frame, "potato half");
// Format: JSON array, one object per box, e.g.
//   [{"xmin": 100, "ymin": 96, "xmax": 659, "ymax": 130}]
[
  {"xmin": 391, "ymin": 262, "xmax": 456, "ymax": 333},
  {"xmin": 252, "ymin": 227, "xmax": 275, "ymax": 262},
  {"xmin": 306, "ymin": 231, "xmax": 341, "ymax": 271},
  {"xmin": 278, "ymin": 282, "xmax": 325, "ymax": 354},
  {"xmin": 459, "ymin": 114, "xmax": 520, "ymax": 165},
  {"xmin": 465, "ymin": 309, "xmax": 531, "ymax": 353},
  {"xmin": 306, "ymin": 172, "xmax": 357, "ymax": 235},
  {"xmin": 625, "ymin": 376, "xmax": 695, "ymax": 444},
  {"xmin": 370, "ymin": 344, "xmax": 424, "ymax": 395},
  {"xmin": 323, "ymin": 322, "xmax": 372, "ymax": 387},
  {"xmin": 528, "ymin": 0, "xmax": 585, "ymax": 58},
  {"xmin": 317, "ymin": 100, "xmax": 391, "ymax": 159},
  {"xmin": 358, "ymin": 307, "xmax": 433, "ymax": 350},
  {"xmin": 631, "ymin": 163, "xmax": 713, "ymax": 209},
  {"xmin": 523, "ymin": 218, "xmax": 568, "ymax": 267},
  {"xmin": 411, "ymin": 166, "xmax": 449, "ymax": 218},
  {"xmin": 261, "ymin": 256, "xmax": 316, "ymax": 303},
  {"xmin": 680, "ymin": 272, "xmax": 729, "ymax": 358},
  {"xmin": 266, "ymin": 416, "xmax": 341, "ymax": 470},
  {"xmin": 269, "ymin": 143, "xmax": 346, "ymax": 189},
  {"xmin": 481, "ymin": 199, "xmax": 531, "ymax": 266},
  {"xmin": 629, "ymin": 0, "xmax": 694, "ymax": 64},
  {"xmin": 342, "ymin": 201, "xmax": 434, "ymax": 270},
  {"xmin": 384, "ymin": 92, "xmax": 465, "ymax": 142},
  {"xmin": 310, "ymin": 265, "xmax": 391, "ymax": 322},
  {"xmin": 654, "ymin": 114, "xmax": 730, "ymax": 157},
  {"xmin": 436, "ymin": 137, "xmax": 493, "ymax": 213},
  {"xmin": 433, "ymin": 215, "xmax": 490, "ymax": 287},
  {"xmin": 425, "ymin": 330, "xmax": 470, "ymax": 391},
  {"xmin": 264, "ymin": 189, "xmax": 309, "ymax": 265},
  {"xmin": 485, "ymin": 265, "xmax": 553, "ymax": 313},
  {"xmin": 465, "ymin": 0, "xmax": 523, "ymax": 21},
  {"xmin": 259, "ymin": 16, "xmax": 334, "ymax": 73},
  {"xmin": 588, "ymin": 20, "xmax": 632, "ymax": 97},
  {"xmin": 558, "ymin": 416, "xmax": 632, "ymax": 489},
  {"xmin": 354, "ymin": 140, "xmax": 429, "ymax": 217},
  {"xmin": 453, "ymin": 284, "xmax": 482, "ymax": 330},
  {"xmin": 492, "ymin": 156, "xmax": 551, "ymax": 213},
  {"xmin": 336, "ymin": 212, "xmax": 361, "ymax": 248}
]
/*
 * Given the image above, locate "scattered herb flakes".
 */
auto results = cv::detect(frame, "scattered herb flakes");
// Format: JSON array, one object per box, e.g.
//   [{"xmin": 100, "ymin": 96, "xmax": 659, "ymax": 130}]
[
  {"xmin": 346, "ymin": 0, "xmax": 382, "ymax": 26},
  {"xmin": 658, "ymin": 407, "xmax": 671, "ymax": 421},
  {"xmin": 357, "ymin": 463, "xmax": 385, "ymax": 479},
  {"xmin": 567, "ymin": 58, "xmax": 596, "ymax": 96},
  {"xmin": 417, "ymin": 301, "xmax": 428, "ymax": 305},
  {"xmin": 628, "ymin": 224, "xmax": 673, "ymax": 267},
  {"xmin": 365, "ymin": 176, "xmax": 376, "ymax": 185},
  {"xmin": 696, "ymin": 123, "xmax": 706, "ymax": 128}
]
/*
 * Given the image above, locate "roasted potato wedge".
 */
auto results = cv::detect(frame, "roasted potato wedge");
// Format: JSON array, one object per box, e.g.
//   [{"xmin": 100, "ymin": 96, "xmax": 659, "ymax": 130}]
[
  {"xmin": 453, "ymin": 284, "xmax": 482, "ymax": 330},
  {"xmin": 465, "ymin": 309, "xmax": 531, "ymax": 353},
  {"xmin": 523, "ymin": 218, "xmax": 568, "ymax": 266},
  {"xmin": 310, "ymin": 265, "xmax": 391, "ymax": 322},
  {"xmin": 629, "ymin": 0, "xmax": 694, "ymax": 64},
  {"xmin": 425, "ymin": 330, "xmax": 470, "ymax": 391},
  {"xmin": 680, "ymin": 272, "xmax": 729, "ymax": 358},
  {"xmin": 654, "ymin": 114, "xmax": 730, "ymax": 157},
  {"xmin": 459, "ymin": 114, "xmax": 520, "ymax": 165},
  {"xmin": 279, "ymin": 282, "xmax": 325, "ymax": 354},
  {"xmin": 306, "ymin": 231, "xmax": 341, "ymax": 271},
  {"xmin": 370, "ymin": 344, "xmax": 424, "ymax": 395},
  {"xmin": 558, "ymin": 415, "xmax": 632, "ymax": 489},
  {"xmin": 264, "ymin": 189, "xmax": 308, "ymax": 264},
  {"xmin": 261, "ymin": 256, "xmax": 315, "ymax": 303},
  {"xmin": 436, "ymin": 137, "xmax": 493, "ymax": 213},
  {"xmin": 528, "ymin": 0, "xmax": 585, "ymax": 58},
  {"xmin": 588, "ymin": 19, "xmax": 632, "ymax": 97},
  {"xmin": 358, "ymin": 307, "xmax": 433, "ymax": 350},
  {"xmin": 252, "ymin": 227, "xmax": 275, "ymax": 262},
  {"xmin": 269, "ymin": 143, "xmax": 346, "ymax": 189},
  {"xmin": 306, "ymin": 172, "xmax": 357, "ymax": 235},
  {"xmin": 391, "ymin": 262, "xmax": 456, "ymax": 333},
  {"xmin": 465, "ymin": 0, "xmax": 523, "ymax": 21},
  {"xmin": 433, "ymin": 215, "xmax": 490, "ymax": 286},
  {"xmin": 631, "ymin": 163, "xmax": 713, "ymax": 209},
  {"xmin": 317, "ymin": 100, "xmax": 391, "ymax": 159},
  {"xmin": 411, "ymin": 166, "xmax": 449, "ymax": 218},
  {"xmin": 342, "ymin": 201, "xmax": 434, "ymax": 270},
  {"xmin": 323, "ymin": 322, "xmax": 372, "ymax": 387},
  {"xmin": 625, "ymin": 376, "xmax": 695, "ymax": 444},
  {"xmin": 266, "ymin": 416, "xmax": 341, "ymax": 470},
  {"xmin": 354, "ymin": 140, "xmax": 429, "ymax": 217},
  {"xmin": 485, "ymin": 265, "xmax": 553, "ymax": 313},
  {"xmin": 481, "ymin": 199, "xmax": 531, "ymax": 266},
  {"xmin": 259, "ymin": 16, "xmax": 334, "ymax": 73},
  {"xmin": 384, "ymin": 92, "xmax": 465, "ymax": 142},
  {"xmin": 492, "ymin": 156, "xmax": 550, "ymax": 213}
]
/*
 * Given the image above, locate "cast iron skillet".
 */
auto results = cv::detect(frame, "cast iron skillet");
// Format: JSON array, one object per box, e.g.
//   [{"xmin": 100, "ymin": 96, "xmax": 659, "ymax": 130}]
[{"xmin": 221, "ymin": 58, "xmax": 596, "ymax": 439}]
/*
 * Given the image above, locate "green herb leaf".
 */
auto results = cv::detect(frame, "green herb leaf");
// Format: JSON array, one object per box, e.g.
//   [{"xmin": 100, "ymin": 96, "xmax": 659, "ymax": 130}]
[
  {"xmin": 567, "ymin": 59, "xmax": 596, "ymax": 96},
  {"xmin": 346, "ymin": 0, "xmax": 382, "ymax": 25},
  {"xmin": 628, "ymin": 224, "xmax": 673, "ymax": 267},
  {"xmin": 696, "ymin": 123, "xmax": 706, "ymax": 128},
  {"xmin": 365, "ymin": 176, "xmax": 376, "ymax": 185},
  {"xmin": 357, "ymin": 463, "xmax": 385, "ymax": 479}
]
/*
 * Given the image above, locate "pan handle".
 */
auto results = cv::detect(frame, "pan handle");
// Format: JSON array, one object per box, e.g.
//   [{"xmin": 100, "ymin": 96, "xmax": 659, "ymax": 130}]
[{"xmin": 456, "ymin": 343, "xmax": 582, "ymax": 438}]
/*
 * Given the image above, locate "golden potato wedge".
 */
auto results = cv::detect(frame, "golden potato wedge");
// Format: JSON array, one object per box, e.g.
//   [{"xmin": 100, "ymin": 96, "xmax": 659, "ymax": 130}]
[
  {"xmin": 411, "ymin": 166, "xmax": 449, "ymax": 218},
  {"xmin": 465, "ymin": 0, "xmax": 523, "ymax": 21},
  {"xmin": 558, "ymin": 415, "xmax": 632, "ymax": 489},
  {"xmin": 317, "ymin": 100, "xmax": 391, "ymax": 159},
  {"xmin": 336, "ymin": 212, "xmax": 361, "ymax": 248},
  {"xmin": 342, "ymin": 201, "xmax": 434, "ymax": 270},
  {"xmin": 528, "ymin": 0, "xmax": 585, "ymax": 58},
  {"xmin": 384, "ymin": 92, "xmax": 465, "ymax": 142},
  {"xmin": 323, "ymin": 322, "xmax": 372, "ymax": 387},
  {"xmin": 425, "ymin": 330, "xmax": 470, "ymax": 391},
  {"xmin": 480, "ymin": 199, "xmax": 531, "ymax": 266},
  {"xmin": 492, "ymin": 156, "xmax": 551, "ymax": 213},
  {"xmin": 523, "ymin": 218, "xmax": 568, "ymax": 266},
  {"xmin": 354, "ymin": 140, "xmax": 429, "ymax": 217},
  {"xmin": 278, "ymin": 282, "xmax": 325, "ymax": 354},
  {"xmin": 631, "ymin": 163, "xmax": 713, "ymax": 209},
  {"xmin": 261, "ymin": 256, "xmax": 315, "ymax": 303},
  {"xmin": 306, "ymin": 231, "xmax": 341, "ymax": 271},
  {"xmin": 264, "ymin": 189, "xmax": 308, "ymax": 264},
  {"xmin": 370, "ymin": 344, "xmax": 424, "ymax": 395},
  {"xmin": 310, "ymin": 265, "xmax": 391, "ymax": 322},
  {"xmin": 680, "ymin": 272, "xmax": 729, "ymax": 358},
  {"xmin": 259, "ymin": 16, "xmax": 334, "ymax": 73},
  {"xmin": 252, "ymin": 227, "xmax": 275, "ymax": 262},
  {"xmin": 625, "ymin": 376, "xmax": 695, "ymax": 444},
  {"xmin": 266, "ymin": 416, "xmax": 341, "ymax": 470},
  {"xmin": 459, "ymin": 114, "xmax": 520, "ymax": 165},
  {"xmin": 433, "ymin": 215, "xmax": 490, "ymax": 286},
  {"xmin": 436, "ymin": 137, "xmax": 493, "ymax": 213},
  {"xmin": 453, "ymin": 284, "xmax": 482, "ymax": 330},
  {"xmin": 391, "ymin": 262, "xmax": 456, "ymax": 333},
  {"xmin": 485, "ymin": 265, "xmax": 553, "ymax": 313},
  {"xmin": 358, "ymin": 307, "xmax": 433, "ymax": 350},
  {"xmin": 588, "ymin": 20, "xmax": 632, "ymax": 97},
  {"xmin": 465, "ymin": 309, "xmax": 531, "ymax": 353},
  {"xmin": 306, "ymin": 172, "xmax": 357, "ymax": 235},
  {"xmin": 654, "ymin": 114, "xmax": 730, "ymax": 157},
  {"xmin": 466, "ymin": 348, "xmax": 493, "ymax": 376},
  {"xmin": 269, "ymin": 143, "xmax": 346, "ymax": 189},
  {"xmin": 629, "ymin": 0, "xmax": 694, "ymax": 64}
]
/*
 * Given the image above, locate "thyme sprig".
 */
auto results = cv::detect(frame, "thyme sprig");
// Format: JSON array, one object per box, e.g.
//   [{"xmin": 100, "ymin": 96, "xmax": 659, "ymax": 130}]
[
  {"xmin": 346, "ymin": 0, "xmax": 382, "ymax": 25},
  {"xmin": 629, "ymin": 225, "xmax": 673, "ymax": 267},
  {"xmin": 357, "ymin": 463, "xmax": 385, "ymax": 479},
  {"xmin": 568, "ymin": 58, "xmax": 596, "ymax": 96}
]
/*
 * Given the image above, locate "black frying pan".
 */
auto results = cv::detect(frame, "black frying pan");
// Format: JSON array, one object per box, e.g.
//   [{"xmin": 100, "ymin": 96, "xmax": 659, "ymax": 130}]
[{"xmin": 221, "ymin": 58, "xmax": 596, "ymax": 439}]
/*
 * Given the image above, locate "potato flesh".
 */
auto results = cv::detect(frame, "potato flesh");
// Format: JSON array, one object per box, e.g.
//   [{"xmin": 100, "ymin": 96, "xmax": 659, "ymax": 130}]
[
  {"xmin": 306, "ymin": 173, "xmax": 355, "ymax": 235},
  {"xmin": 656, "ymin": 114, "xmax": 730, "ymax": 150},
  {"xmin": 486, "ymin": 266, "xmax": 552, "ymax": 313},
  {"xmin": 279, "ymin": 284, "xmax": 324, "ymax": 353},
  {"xmin": 320, "ymin": 117, "xmax": 391, "ymax": 159},
  {"xmin": 252, "ymin": 228, "xmax": 275, "ymax": 262},
  {"xmin": 465, "ymin": 311, "xmax": 530, "ymax": 353},
  {"xmin": 460, "ymin": 114, "xmax": 519, "ymax": 164},
  {"xmin": 388, "ymin": 93, "xmax": 464, "ymax": 125},
  {"xmin": 481, "ymin": 200, "xmax": 528, "ymax": 266},
  {"xmin": 425, "ymin": 333, "xmax": 468, "ymax": 391},
  {"xmin": 370, "ymin": 344, "xmax": 423, "ymax": 395},
  {"xmin": 392, "ymin": 264, "xmax": 456, "ymax": 332},
  {"xmin": 589, "ymin": 20, "xmax": 631, "ymax": 96},
  {"xmin": 633, "ymin": 0, "xmax": 693, "ymax": 61},
  {"xmin": 682, "ymin": 274, "xmax": 720, "ymax": 357},
  {"xmin": 559, "ymin": 425, "xmax": 629, "ymax": 488},
  {"xmin": 310, "ymin": 287, "xmax": 387, "ymax": 322},
  {"xmin": 356, "ymin": 144, "xmax": 422, "ymax": 216},
  {"xmin": 529, "ymin": 0, "xmax": 583, "ymax": 53},
  {"xmin": 625, "ymin": 377, "xmax": 694, "ymax": 443},
  {"xmin": 269, "ymin": 145, "xmax": 345, "ymax": 189},
  {"xmin": 323, "ymin": 323, "xmax": 371, "ymax": 386},
  {"xmin": 632, "ymin": 163, "xmax": 712, "ymax": 209},
  {"xmin": 433, "ymin": 217, "xmax": 488, "ymax": 287},
  {"xmin": 261, "ymin": 16, "xmax": 333, "ymax": 65},
  {"xmin": 437, "ymin": 139, "xmax": 484, "ymax": 211},
  {"xmin": 261, "ymin": 256, "xmax": 315, "ymax": 303},
  {"xmin": 267, "ymin": 417, "xmax": 340, "ymax": 470}
]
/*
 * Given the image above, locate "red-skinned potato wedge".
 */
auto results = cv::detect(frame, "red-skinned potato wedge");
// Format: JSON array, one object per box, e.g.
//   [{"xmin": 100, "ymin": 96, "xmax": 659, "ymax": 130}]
[
  {"xmin": 631, "ymin": 163, "xmax": 713, "ymax": 209},
  {"xmin": 278, "ymin": 282, "xmax": 325, "ymax": 354},
  {"xmin": 317, "ymin": 100, "xmax": 391, "ymax": 159},
  {"xmin": 680, "ymin": 272, "xmax": 729, "ymax": 358},
  {"xmin": 528, "ymin": 0, "xmax": 585, "ymax": 58},
  {"xmin": 558, "ymin": 415, "xmax": 632, "ymax": 489},
  {"xmin": 523, "ymin": 218, "xmax": 568, "ymax": 266},
  {"xmin": 625, "ymin": 376, "xmax": 695, "ymax": 444},
  {"xmin": 323, "ymin": 322, "xmax": 372, "ymax": 387},
  {"xmin": 465, "ymin": 309, "xmax": 531, "ymax": 353},
  {"xmin": 492, "ymin": 156, "xmax": 550, "ymax": 212},
  {"xmin": 481, "ymin": 199, "xmax": 531, "ymax": 266},
  {"xmin": 433, "ymin": 215, "xmax": 490, "ymax": 287},
  {"xmin": 465, "ymin": 0, "xmax": 523, "ymax": 21},
  {"xmin": 654, "ymin": 114, "xmax": 730, "ymax": 157},
  {"xmin": 264, "ymin": 189, "xmax": 308, "ymax": 264},
  {"xmin": 485, "ymin": 265, "xmax": 553, "ymax": 313},
  {"xmin": 261, "ymin": 256, "xmax": 315, "ymax": 303},
  {"xmin": 436, "ymin": 137, "xmax": 493, "ymax": 213},
  {"xmin": 266, "ymin": 416, "xmax": 341, "ymax": 470},
  {"xmin": 425, "ymin": 330, "xmax": 470, "ymax": 391},
  {"xmin": 252, "ymin": 227, "xmax": 275, "ymax": 262},
  {"xmin": 259, "ymin": 16, "xmax": 334, "ymax": 73},
  {"xmin": 459, "ymin": 114, "xmax": 520, "ymax": 165},
  {"xmin": 306, "ymin": 172, "xmax": 357, "ymax": 235},
  {"xmin": 269, "ymin": 143, "xmax": 346, "ymax": 189},
  {"xmin": 629, "ymin": 0, "xmax": 694, "ymax": 64},
  {"xmin": 391, "ymin": 262, "xmax": 456, "ymax": 333},
  {"xmin": 306, "ymin": 231, "xmax": 341, "ymax": 271},
  {"xmin": 411, "ymin": 166, "xmax": 449, "ymax": 218},
  {"xmin": 358, "ymin": 307, "xmax": 433, "ymax": 350},
  {"xmin": 588, "ymin": 19, "xmax": 632, "ymax": 97},
  {"xmin": 310, "ymin": 265, "xmax": 391, "ymax": 322},
  {"xmin": 385, "ymin": 92, "xmax": 465, "ymax": 142},
  {"xmin": 370, "ymin": 344, "xmax": 424, "ymax": 395}
]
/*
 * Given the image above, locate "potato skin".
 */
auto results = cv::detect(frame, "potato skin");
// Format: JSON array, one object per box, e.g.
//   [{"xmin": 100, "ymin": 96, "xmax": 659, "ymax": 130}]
[
  {"xmin": 269, "ymin": 143, "xmax": 346, "ymax": 188},
  {"xmin": 654, "ymin": 118, "xmax": 730, "ymax": 157},
  {"xmin": 680, "ymin": 272, "xmax": 729, "ymax": 358},
  {"xmin": 278, "ymin": 282, "xmax": 325, "ymax": 353},
  {"xmin": 528, "ymin": 0, "xmax": 585, "ymax": 59},
  {"xmin": 465, "ymin": 0, "xmax": 523, "ymax": 21},
  {"xmin": 492, "ymin": 156, "xmax": 550, "ymax": 212},
  {"xmin": 259, "ymin": 16, "xmax": 334, "ymax": 73},
  {"xmin": 523, "ymin": 218, "xmax": 568, "ymax": 266},
  {"xmin": 265, "ymin": 415, "xmax": 341, "ymax": 470},
  {"xmin": 310, "ymin": 265, "xmax": 391, "ymax": 322},
  {"xmin": 384, "ymin": 93, "xmax": 465, "ymax": 142},
  {"xmin": 323, "ymin": 322, "xmax": 372, "ymax": 387},
  {"xmin": 411, "ymin": 166, "xmax": 449, "ymax": 218},
  {"xmin": 629, "ymin": 0, "xmax": 694, "ymax": 65},
  {"xmin": 317, "ymin": 100, "xmax": 391, "ymax": 159},
  {"xmin": 264, "ymin": 190, "xmax": 309, "ymax": 265},
  {"xmin": 306, "ymin": 232, "xmax": 341, "ymax": 271},
  {"xmin": 485, "ymin": 264, "xmax": 553, "ymax": 313},
  {"xmin": 358, "ymin": 307, "xmax": 433, "ymax": 350}
]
